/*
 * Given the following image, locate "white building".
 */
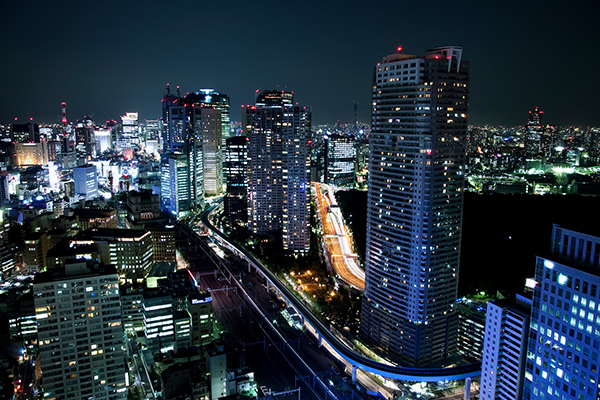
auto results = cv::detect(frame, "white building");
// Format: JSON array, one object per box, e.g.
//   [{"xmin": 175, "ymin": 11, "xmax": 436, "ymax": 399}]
[
  {"xmin": 34, "ymin": 261, "xmax": 126, "ymax": 400},
  {"xmin": 360, "ymin": 46, "xmax": 469, "ymax": 366},
  {"xmin": 119, "ymin": 112, "xmax": 139, "ymax": 151},
  {"xmin": 480, "ymin": 296, "xmax": 531, "ymax": 400}
]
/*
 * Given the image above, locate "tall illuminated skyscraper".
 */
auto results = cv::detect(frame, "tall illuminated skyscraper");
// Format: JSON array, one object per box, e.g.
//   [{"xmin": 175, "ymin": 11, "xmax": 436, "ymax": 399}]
[
  {"xmin": 243, "ymin": 90, "xmax": 311, "ymax": 254},
  {"xmin": 360, "ymin": 46, "xmax": 469, "ymax": 366},
  {"xmin": 160, "ymin": 87, "xmax": 230, "ymax": 216}
]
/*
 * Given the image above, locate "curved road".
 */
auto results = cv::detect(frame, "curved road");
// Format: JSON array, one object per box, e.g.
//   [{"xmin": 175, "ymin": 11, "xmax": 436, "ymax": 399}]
[
  {"xmin": 313, "ymin": 183, "xmax": 365, "ymax": 290},
  {"xmin": 199, "ymin": 202, "xmax": 481, "ymax": 383}
]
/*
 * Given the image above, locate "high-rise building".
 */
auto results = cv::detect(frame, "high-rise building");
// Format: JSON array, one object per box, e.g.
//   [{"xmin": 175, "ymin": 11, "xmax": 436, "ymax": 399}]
[
  {"xmin": 195, "ymin": 89, "xmax": 231, "ymax": 146},
  {"xmin": 198, "ymin": 107, "xmax": 223, "ymax": 197},
  {"xmin": 160, "ymin": 86, "xmax": 230, "ymax": 216},
  {"xmin": 160, "ymin": 153, "xmax": 190, "ymax": 217},
  {"xmin": 524, "ymin": 225, "xmax": 600, "ymax": 400},
  {"xmin": 224, "ymin": 136, "xmax": 248, "ymax": 222},
  {"xmin": 360, "ymin": 46, "xmax": 469, "ymax": 367},
  {"xmin": 13, "ymin": 141, "xmax": 49, "ymax": 167},
  {"xmin": 325, "ymin": 134, "xmax": 356, "ymax": 187},
  {"xmin": 70, "ymin": 228, "xmax": 154, "ymax": 282},
  {"xmin": 144, "ymin": 119, "xmax": 161, "ymax": 154},
  {"xmin": 480, "ymin": 295, "xmax": 531, "ymax": 400},
  {"xmin": 118, "ymin": 112, "xmax": 140, "ymax": 151},
  {"xmin": 74, "ymin": 117, "xmax": 95, "ymax": 161},
  {"xmin": 243, "ymin": 90, "xmax": 311, "ymax": 254},
  {"xmin": 143, "ymin": 289, "xmax": 175, "ymax": 353},
  {"xmin": 34, "ymin": 261, "xmax": 126, "ymax": 400}
]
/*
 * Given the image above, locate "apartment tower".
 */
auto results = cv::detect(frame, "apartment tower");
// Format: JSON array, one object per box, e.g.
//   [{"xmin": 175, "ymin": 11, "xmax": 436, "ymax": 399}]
[
  {"xmin": 243, "ymin": 90, "xmax": 311, "ymax": 254},
  {"xmin": 360, "ymin": 46, "xmax": 469, "ymax": 366}
]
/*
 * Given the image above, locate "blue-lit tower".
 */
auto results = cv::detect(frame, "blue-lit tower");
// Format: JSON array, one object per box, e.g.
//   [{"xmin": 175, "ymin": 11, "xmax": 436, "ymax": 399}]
[{"xmin": 361, "ymin": 46, "xmax": 469, "ymax": 367}]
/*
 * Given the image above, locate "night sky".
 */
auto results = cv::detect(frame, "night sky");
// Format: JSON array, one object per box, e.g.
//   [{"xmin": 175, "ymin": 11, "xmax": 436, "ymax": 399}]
[{"xmin": 2, "ymin": 1, "xmax": 599, "ymax": 126}]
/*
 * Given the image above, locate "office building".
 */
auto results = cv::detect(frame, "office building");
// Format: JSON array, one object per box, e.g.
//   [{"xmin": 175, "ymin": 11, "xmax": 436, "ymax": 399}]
[
  {"xmin": 196, "ymin": 89, "xmax": 231, "ymax": 145},
  {"xmin": 144, "ymin": 119, "xmax": 161, "ymax": 154},
  {"xmin": 523, "ymin": 225, "xmax": 600, "ymax": 399},
  {"xmin": 360, "ymin": 46, "xmax": 469, "ymax": 366},
  {"xmin": 121, "ymin": 286, "xmax": 144, "ymax": 334},
  {"xmin": 118, "ymin": 112, "xmax": 140, "ymax": 151},
  {"xmin": 70, "ymin": 228, "xmax": 154, "ymax": 281},
  {"xmin": 243, "ymin": 90, "xmax": 311, "ymax": 254},
  {"xmin": 11, "ymin": 122, "xmax": 40, "ymax": 142},
  {"xmin": 34, "ymin": 261, "xmax": 126, "ymax": 400},
  {"xmin": 224, "ymin": 136, "xmax": 248, "ymax": 222},
  {"xmin": 198, "ymin": 107, "xmax": 223, "ymax": 197},
  {"xmin": 325, "ymin": 134, "xmax": 356, "ymax": 187},
  {"xmin": 160, "ymin": 153, "xmax": 190, "ymax": 217},
  {"xmin": 74, "ymin": 118, "xmax": 94, "ymax": 161},
  {"xmin": 73, "ymin": 164, "xmax": 98, "ymax": 200},
  {"xmin": 187, "ymin": 292, "xmax": 216, "ymax": 345},
  {"xmin": 94, "ymin": 128, "xmax": 112, "ymax": 153},
  {"xmin": 160, "ymin": 87, "xmax": 230, "ymax": 216},
  {"xmin": 143, "ymin": 289, "xmax": 175, "ymax": 353},
  {"xmin": 480, "ymin": 295, "xmax": 531, "ymax": 400},
  {"xmin": 13, "ymin": 141, "xmax": 49, "ymax": 167},
  {"xmin": 456, "ymin": 298, "xmax": 487, "ymax": 361}
]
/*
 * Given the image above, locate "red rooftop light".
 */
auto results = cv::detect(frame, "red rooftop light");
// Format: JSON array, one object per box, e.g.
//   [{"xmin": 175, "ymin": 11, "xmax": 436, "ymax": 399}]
[{"xmin": 397, "ymin": 46, "xmax": 403, "ymax": 52}]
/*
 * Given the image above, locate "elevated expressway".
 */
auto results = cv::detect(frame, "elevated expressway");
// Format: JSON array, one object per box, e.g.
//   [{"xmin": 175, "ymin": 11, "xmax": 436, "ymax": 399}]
[
  {"xmin": 313, "ymin": 183, "xmax": 364, "ymax": 290},
  {"xmin": 199, "ymin": 202, "xmax": 481, "ymax": 383}
]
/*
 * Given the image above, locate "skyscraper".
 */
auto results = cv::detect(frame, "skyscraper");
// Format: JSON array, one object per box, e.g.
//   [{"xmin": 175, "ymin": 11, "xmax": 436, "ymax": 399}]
[
  {"xmin": 224, "ymin": 136, "xmax": 248, "ymax": 222},
  {"xmin": 160, "ymin": 86, "xmax": 229, "ymax": 216},
  {"xmin": 243, "ymin": 90, "xmax": 311, "ymax": 254},
  {"xmin": 480, "ymin": 295, "xmax": 531, "ymax": 400},
  {"xmin": 524, "ymin": 226, "xmax": 600, "ymax": 400},
  {"xmin": 34, "ymin": 261, "xmax": 126, "ymax": 400},
  {"xmin": 360, "ymin": 46, "xmax": 469, "ymax": 366}
]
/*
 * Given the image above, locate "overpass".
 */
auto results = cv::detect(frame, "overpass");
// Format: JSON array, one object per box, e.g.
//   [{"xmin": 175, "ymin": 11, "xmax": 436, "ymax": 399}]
[{"xmin": 198, "ymin": 201, "xmax": 481, "ymax": 383}]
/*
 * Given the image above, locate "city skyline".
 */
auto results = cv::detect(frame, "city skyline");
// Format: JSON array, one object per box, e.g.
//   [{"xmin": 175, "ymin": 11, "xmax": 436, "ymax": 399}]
[{"xmin": 2, "ymin": 1, "xmax": 599, "ymax": 126}]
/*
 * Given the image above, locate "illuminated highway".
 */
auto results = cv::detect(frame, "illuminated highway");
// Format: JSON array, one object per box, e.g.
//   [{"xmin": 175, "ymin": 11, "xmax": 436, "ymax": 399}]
[
  {"xmin": 199, "ymin": 202, "xmax": 482, "ymax": 383},
  {"xmin": 313, "ymin": 183, "xmax": 365, "ymax": 290}
]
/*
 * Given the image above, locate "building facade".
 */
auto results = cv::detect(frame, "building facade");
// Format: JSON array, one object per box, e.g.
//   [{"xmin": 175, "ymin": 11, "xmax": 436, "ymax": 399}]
[
  {"xmin": 480, "ymin": 296, "xmax": 531, "ymax": 400},
  {"xmin": 73, "ymin": 164, "xmax": 98, "ymax": 200},
  {"xmin": 325, "ymin": 134, "xmax": 356, "ymax": 187},
  {"xmin": 524, "ymin": 225, "xmax": 600, "ymax": 399},
  {"xmin": 243, "ymin": 90, "xmax": 311, "ymax": 254},
  {"xmin": 34, "ymin": 262, "xmax": 125, "ymax": 400},
  {"xmin": 360, "ymin": 46, "xmax": 469, "ymax": 366},
  {"xmin": 159, "ymin": 87, "xmax": 229, "ymax": 218}
]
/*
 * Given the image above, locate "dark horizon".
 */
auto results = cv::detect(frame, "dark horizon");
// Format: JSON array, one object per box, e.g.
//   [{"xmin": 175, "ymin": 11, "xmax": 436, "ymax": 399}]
[{"xmin": 2, "ymin": 1, "xmax": 599, "ymax": 127}]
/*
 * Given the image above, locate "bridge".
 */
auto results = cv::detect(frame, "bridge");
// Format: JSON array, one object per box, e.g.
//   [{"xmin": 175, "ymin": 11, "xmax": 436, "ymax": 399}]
[{"xmin": 198, "ymin": 201, "xmax": 482, "ymax": 383}]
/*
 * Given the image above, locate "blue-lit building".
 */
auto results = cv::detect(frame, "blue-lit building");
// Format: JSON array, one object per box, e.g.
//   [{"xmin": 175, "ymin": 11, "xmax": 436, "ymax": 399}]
[
  {"xmin": 524, "ymin": 225, "xmax": 600, "ymax": 399},
  {"xmin": 480, "ymin": 294, "xmax": 531, "ymax": 400},
  {"xmin": 159, "ymin": 86, "xmax": 229, "ymax": 217},
  {"xmin": 360, "ymin": 46, "xmax": 469, "ymax": 367},
  {"xmin": 73, "ymin": 164, "xmax": 98, "ymax": 200}
]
